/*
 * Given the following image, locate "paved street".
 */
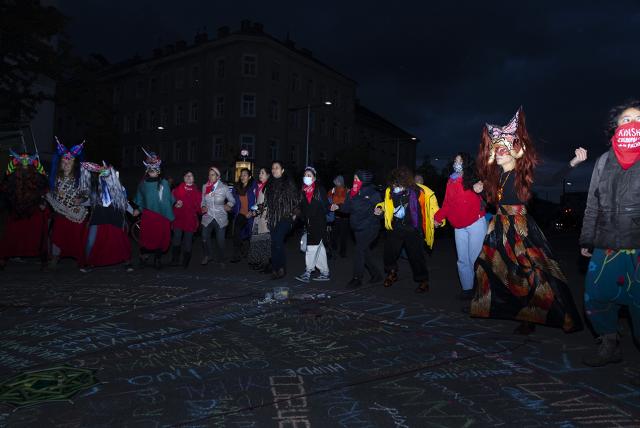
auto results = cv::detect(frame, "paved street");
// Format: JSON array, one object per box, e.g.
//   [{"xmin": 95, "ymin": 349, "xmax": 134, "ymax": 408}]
[{"xmin": 0, "ymin": 231, "xmax": 639, "ymax": 427}]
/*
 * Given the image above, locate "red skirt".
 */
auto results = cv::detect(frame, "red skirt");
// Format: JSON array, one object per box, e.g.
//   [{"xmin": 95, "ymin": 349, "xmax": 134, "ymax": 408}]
[
  {"xmin": 0, "ymin": 209, "xmax": 49, "ymax": 259},
  {"xmin": 85, "ymin": 224, "xmax": 131, "ymax": 267},
  {"xmin": 139, "ymin": 209, "xmax": 171, "ymax": 252},
  {"xmin": 51, "ymin": 216, "xmax": 87, "ymax": 261}
]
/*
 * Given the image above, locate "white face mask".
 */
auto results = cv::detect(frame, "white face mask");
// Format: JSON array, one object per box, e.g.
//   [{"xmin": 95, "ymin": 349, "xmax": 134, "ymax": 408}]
[
  {"xmin": 453, "ymin": 162, "xmax": 463, "ymax": 173},
  {"xmin": 393, "ymin": 186, "xmax": 404, "ymax": 194},
  {"xmin": 303, "ymin": 176, "xmax": 314, "ymax": 186}
]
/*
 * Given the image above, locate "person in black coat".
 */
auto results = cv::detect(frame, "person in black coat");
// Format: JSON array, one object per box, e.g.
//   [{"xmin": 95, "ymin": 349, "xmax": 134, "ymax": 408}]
[
  {"xmin": 331, "ymin": 169, "xmax": 383, "ymax": 288},
  {"xmin": 295, "ymin": 166, "xmax": 331, "ymax": 283}
]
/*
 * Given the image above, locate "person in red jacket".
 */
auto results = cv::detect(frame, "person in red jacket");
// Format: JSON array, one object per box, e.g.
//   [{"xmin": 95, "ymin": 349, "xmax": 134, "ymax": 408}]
[
  {"xmin": 170, "ymin": 170, "xmax": 202, "ymax": 268},
  {"xmin": 434, "ymin": 152, "xmax": 486, "ymax": 300}
]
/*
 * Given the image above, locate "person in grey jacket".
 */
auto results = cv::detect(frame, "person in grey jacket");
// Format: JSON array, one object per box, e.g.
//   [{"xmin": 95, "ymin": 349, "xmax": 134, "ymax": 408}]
[
  {"xmin": 581, "ymin": 100, "xmax": 640, "ymax": 367},
  {"xmin": 200, "ymin": 166, "xmax": 235, "ymax": 265}
]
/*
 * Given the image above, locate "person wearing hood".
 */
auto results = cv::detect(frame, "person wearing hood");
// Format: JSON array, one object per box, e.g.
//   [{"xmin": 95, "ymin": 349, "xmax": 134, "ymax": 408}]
[
  {"xmin": 328, "ymin": 175, "xmax": 350, "ymax": 258},
  {"xmin": 170, "ymin": 170, "xmax": 202, "ymax": 268},
  {"xmin": 331, "ymin": 169, "xmax": 383, "ymax": 288}
]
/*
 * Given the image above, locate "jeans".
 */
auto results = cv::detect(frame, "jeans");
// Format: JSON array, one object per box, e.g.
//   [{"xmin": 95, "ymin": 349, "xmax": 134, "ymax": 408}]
[
  {"xmin": 454, "ymin": 217, "xmax": 487, "ymax": 291},
  {"xmin": 232, "ymin": 214, "xmax": 249, "ymax": 259},
  {"xmin": 172, "ymin": 228, "xmax": 194, "ymax": 253},
  {"xmin": 202, "ymin": 221, "xmax": 226, "ymax": 262},
  {"xmin": 85, "ymin": 225, "xmax": 98, "ymax": 258},
  {"xmin": 353, "ymin": 227, "xmax": 381, "ymax": 279},
  {"xmin": 270, "ymin": 219, "xmax": 292, "ymax": 271},
  {"xmin": 383, "ymin": 224, "xmax": 428, "ymax": 282},
  {"xmin": 331, "ymin": 217, "xmax": 349, "ymax": 256}
]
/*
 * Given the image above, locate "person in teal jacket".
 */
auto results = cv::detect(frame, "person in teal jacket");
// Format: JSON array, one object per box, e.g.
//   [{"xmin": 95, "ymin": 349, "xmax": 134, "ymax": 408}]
[{"xmin": 133, "ymin": 148, "xmax": 175, "ymax": 269}]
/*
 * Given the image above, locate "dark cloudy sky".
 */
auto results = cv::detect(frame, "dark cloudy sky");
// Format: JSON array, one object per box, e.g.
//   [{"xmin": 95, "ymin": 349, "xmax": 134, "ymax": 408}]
[{"xmin": 55, "ymin": 0, "xmax": 639, "ymax": 198}]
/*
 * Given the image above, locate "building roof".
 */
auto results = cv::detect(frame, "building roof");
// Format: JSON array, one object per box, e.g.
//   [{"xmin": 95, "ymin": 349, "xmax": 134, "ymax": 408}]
[{"xmin": 355, "ymin": 104, "xmax": 418, "ymax": 141}]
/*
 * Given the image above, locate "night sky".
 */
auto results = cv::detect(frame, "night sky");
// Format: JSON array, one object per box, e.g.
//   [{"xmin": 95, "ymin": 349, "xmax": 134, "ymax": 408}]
[{"xmin": 55, "ymin": 0, "xmax": 639, "ymax": 198}]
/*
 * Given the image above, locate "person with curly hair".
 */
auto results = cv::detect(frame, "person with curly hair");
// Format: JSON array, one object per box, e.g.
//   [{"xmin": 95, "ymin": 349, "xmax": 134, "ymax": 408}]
[
  {"xmin": 471, "ymin": 107, "xmax": 587, "ymax": 335},
  {"xmin": 0, "ymin": 151, "xmax": 49, "ymax": 269},
  {"xmin": 374, "ymin": 166, "xmax": 441, "ymax": 293},
  {"xmin": 434, "ymin": 152, "xmax": 486, "ymax": 301},
  {"xmin": 580, "ymin": 100, "xmax": 640, "ymax": 367}
]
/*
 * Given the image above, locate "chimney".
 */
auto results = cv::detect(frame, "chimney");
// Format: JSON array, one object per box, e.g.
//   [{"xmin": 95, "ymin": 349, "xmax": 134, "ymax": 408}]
[
  {"xmin": 153, "ymin": 48, "xmax": 163, "ymax": 58},
  {"xmin": 194, "ymin": 32, "xmax": 208, "ymax": 44},
  {"xmin": 175, "ymin": 39, "xmax": 187, "ymax": 50},
  {"xmin": 164, "ymin": 44, "xmax": 175, "ymax": 55},
  {"xmin": 217, "ymin": 26, "xmax": 230, "ymax": 38},
  {"xmin": 253, "ymin": 22, "xmax": 264, "ymax": 33},
  {"xmin": 300, "ymin": 48, "xmax": 313, "ymax": 57},
  {"xmin": 240, "ymin": 19, "xmax": 252, "ymax": 31}
]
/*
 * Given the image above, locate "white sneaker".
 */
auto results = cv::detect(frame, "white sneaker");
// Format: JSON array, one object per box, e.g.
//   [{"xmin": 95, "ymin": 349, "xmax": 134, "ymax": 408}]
[
  {"xmin": 295, "ymin": 271, "xmax": 312, "ymax": 283},
  {"xmin": 313, "ymin": 272, "xmax": 331, "ymax": 282}
]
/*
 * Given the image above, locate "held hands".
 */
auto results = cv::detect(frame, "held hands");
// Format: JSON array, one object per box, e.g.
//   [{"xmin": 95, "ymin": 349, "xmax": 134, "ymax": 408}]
[
  {"xmin": 434, "ymin": 220, "xmax": 443, "ymax": 227},
  {"xmin": 569, "ymin": 147, "xmax": 588, "ymax": 167},
  {"xmin": 132, "ymin": 209, "xmax": 140, "ymax": 217},
  {"xmin": 224, "ymin": 204, "xmax": 232, "ymax": 212},
  {"xmin": 175, "ymin": 200, "xmax": 183, "ymax": 208},
  {"xmin": 201, "ymin": 206, "xmax": 208, "ymax": 214},
  {"xmin": 373, "ymin": 207, "xmax": 383, "ymax": 216},
  {"xmin": 473, "ymin": 181, "xmax": 484, "ymax": 194},
  {"xmin": 330, "ymin": 203, "xmax": 339, "ymax": 212},
  {"xmin": 580, "ymin": 248, "xmax": 592, "ymax": 258}
]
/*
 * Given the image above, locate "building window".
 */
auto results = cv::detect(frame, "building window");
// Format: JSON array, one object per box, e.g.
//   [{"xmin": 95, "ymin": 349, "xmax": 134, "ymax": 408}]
[
  {"xmin": 319, "ymin": 83, "xmax": 327, "ymax": 101},
  {"xmin": 240, "ymin": 135, "xmax": 255, "ymax": 159},
  {"xmin": 269, "ymin": 139, "xmax": 279, "ymax": 161},
  {"xmin": 291, "ymin": 73, "xmax": 300, "ymax": 92},
  {"xmin": 159, "ymin": 141, "xmax": 169, "ymax": 161},
  {"xmin": 187, "ymin": 139, "xmax": 197, "ymax": 162},
  {"xmin": 121, "ymin": 146, "xmax": 130, "ymax": 167},
  {"xmin": 148, "ymin": 76, "xmax": 157, "ymax": 95},
  {"xmin": 135, "ymin": 80, "xmax": 144, "ymax": 99},
  {"xmin": 190, "ymin": 101, "xmax": 199, "ymax": 122},
  {"xmin": 241, "ymin": 93, "xmax": 256, "ymax": 117},
  {"xmin": 175, "ymin": 67, "xmax": 185, "ymax": 89},
  {"xmin": 123, "ymin": 116, "xmax": 130, "ymax": 134},
  {"xmin": 242, "ymin": 54, "xmax": 257, "ymax": 77},
  {"xmin": 320, "ymin": 117, "xmax": 328, "ymax": 136},
  {"xmin": 214, "ymin": 96, "xmax": 225, "ymax": 118},
  {"xmin": 160, "ymin": 72, "xmax": 170, "ymax": 93},
  {"xmin": 289, "ymin": 144, "xmax": 298, "ymax": 164},
  {"xmin": 161, "ymin": 107, "xmax": 169, "ymax": 128},
  {"xmin": 343, "ymin": 126, "xmax": 349, "ymax": 144},
  {"xmin": 212, "ymin": 135, "xmax": 224, "ymax": 160},
  {"xmin": 191, "ymin": 65, "xmax": 200, "ymax": 87},
  {"xmin": 175, "ymin": 105, "xmax": 184, "ymax": 126},
  {"xmin": 148, "ymin": 110, "xmax": 157, "ymax": 129},
  {"xmin": 307, "ymin": 79, "xmax": 314, "ymax": 97},
  {"xmin": 330, "ymin": 121, "xmax": 338, "ymax": 139},
  {"xmin": 173, "ymin": 141, "xmax": 183, "ymax": 163},
  {"xmin": 289, "ymin": 110, "xmax": 300, "ymax": 129},
  {"xmin": 216, "ymin": 58, "xmax": 225, "ymax": 79},
  {"xmin": 112, "ymin": 86, "xmax": 121, "ymax": 105},
  {"xmin": 271, "ymin": 62, "xmax": 280, "ymax": 82},
  {"xmin": 320, "ymin": 151, "xmax": 328, "ymax": 162},
  {"xmin": 270, "ymin": 98, "xmax": 280, "ymax": 122},
  {"xmin": 135, "ymin": 112, "xmax": 144, "ymax": 131}
]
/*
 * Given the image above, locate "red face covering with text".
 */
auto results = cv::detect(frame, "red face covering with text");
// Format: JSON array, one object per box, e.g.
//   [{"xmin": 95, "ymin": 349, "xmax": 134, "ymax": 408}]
[{"xmin": 611, "ymin": 121, "xmax": 640, "ymax": 170}]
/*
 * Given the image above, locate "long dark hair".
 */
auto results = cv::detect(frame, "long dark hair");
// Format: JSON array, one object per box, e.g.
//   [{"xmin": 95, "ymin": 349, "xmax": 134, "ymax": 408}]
[
  {"xmin": 450, "ymin": 152, "xmax": 479, "ymax": 191},
  {"xmin": 235, "ymin": 168, "xmax": 254, "ymax": 195},
  {"xmin": 606, "ymin": 99, "xmax": 640, "ymax": 140}
]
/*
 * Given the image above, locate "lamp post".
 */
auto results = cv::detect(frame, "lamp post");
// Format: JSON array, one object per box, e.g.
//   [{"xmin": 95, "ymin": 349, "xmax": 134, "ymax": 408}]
[
  {"xmin": 562, "ymin": 178, "xmax": 572, "ymax": 204},
  {"xmin": 290, "ymin": 101, "xmax": 332, "ymax": 167},
  {"xmin": 386, "ymin": 136, "xmax": 417, "ymax": 168}
]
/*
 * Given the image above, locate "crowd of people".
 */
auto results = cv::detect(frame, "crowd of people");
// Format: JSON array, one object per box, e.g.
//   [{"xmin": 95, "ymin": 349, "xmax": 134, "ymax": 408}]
[{"xmin": 0, "ymin": 100, "xmax": 638, "ymax": 368}]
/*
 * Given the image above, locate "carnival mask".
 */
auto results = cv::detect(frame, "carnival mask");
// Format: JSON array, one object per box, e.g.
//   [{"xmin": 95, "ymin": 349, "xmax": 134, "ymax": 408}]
[
  {"xmin": 6, "ymin": 150, "xmax": 45, "ymax": 175},
  {"xmin": 56, "ymin": 137, "xmax": 85, "ymax": 161},
  {"xmin": 486, "ymin": 107, "xmax": 526, "ymax": 163}
]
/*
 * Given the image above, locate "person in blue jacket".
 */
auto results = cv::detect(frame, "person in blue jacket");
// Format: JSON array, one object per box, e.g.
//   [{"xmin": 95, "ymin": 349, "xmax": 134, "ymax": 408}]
[{"xmin": 230, "ymin": 168, "xmax": 257, "ymax": 263}]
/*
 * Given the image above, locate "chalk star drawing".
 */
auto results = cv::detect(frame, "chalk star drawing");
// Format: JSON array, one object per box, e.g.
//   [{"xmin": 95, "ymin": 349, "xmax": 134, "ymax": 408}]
[{"xmin": 0, "ymin": 366, "xmax": 99, "ymax": 407}]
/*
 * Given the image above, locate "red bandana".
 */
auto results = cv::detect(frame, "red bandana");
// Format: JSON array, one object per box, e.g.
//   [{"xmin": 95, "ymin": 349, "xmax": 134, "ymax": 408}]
[
  {"xmin": 350, "ymin": 179, "xmax": 362, "ymax": 198},
  {"xmin": 611, "ymin": 122, "xmax": 640, "ymax": 170},
  {"xmin": 257, "ymin": 181, "xmax": 267, "ymax": 195},
  {"xmin": 204, "ymin": 180, "xmax": 218, "ymax": 195},
  {"xmin": 303, "ymin": 183, "xmax": 315, "ymax": 203}
]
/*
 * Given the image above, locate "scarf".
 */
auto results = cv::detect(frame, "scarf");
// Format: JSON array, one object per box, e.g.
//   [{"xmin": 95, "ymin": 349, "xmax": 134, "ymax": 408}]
[
  {"xmin": 204, "ymin": 179, "xmax": 218, "ymax": 195},
  {"xmin": 449, "ymin": 172, "xmax": 461, "ymax": 180},
  {"xmin": 611, "ymin": 121, "xmax": 640, "ymax": 170},
  {"xmin": 303, "ymin": 182, "xmax": 315, "ymax": 203},
  {"xmin": 408, "ymin": 188, "xmax": 419, "ymax": 230},
  {"xmin": 257, "ymin": 181, "xmax": 267, "ymax": 195},
  {"xmin": 350, "ymin": 179, "xmax": 362, "ymax": 198}
]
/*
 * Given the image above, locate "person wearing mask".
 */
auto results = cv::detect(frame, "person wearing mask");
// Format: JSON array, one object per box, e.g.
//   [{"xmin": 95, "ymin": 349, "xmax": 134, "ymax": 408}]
[
  {"xmin": 328, "ymin": 175, "xmax": 349, "ymax": 258},
  {"xmin": 248, "ymin": 167, "xmax": 271, "ymax": 271},
  {"xmin": 200, "ymin": 166, "xmax": 235, "ymax": 266},
  {"xmin": 230, "ymin": 168, "xmax": 257, "ymax": 264},
  {"xmin": 296, "ymin": 166, "xmax": 330, "ymax": 282},
  {"xmin": 375, "ymin": 166, "xmax": 441, "ymax": 293},
  {"xmin": 133, "ymin": 149, "xmax": 175, "ymax": 269},
  {"xmin": 170, "ymin": 170, "xmax": 202, "ymax": 268},
  {"xmin": 264, "ymin": 161, "xmax": 300, "ymax": 279},
  {"xmin": 434, "ymin": 153, "xmax": 486, "ymax": 300},
  {"xmin": 580, "ymin": 100, "xmax": 640, "ymax": 367},
  {"xmin": 331, "ymin": 169, "xmax": 382, "ymax": 288}
]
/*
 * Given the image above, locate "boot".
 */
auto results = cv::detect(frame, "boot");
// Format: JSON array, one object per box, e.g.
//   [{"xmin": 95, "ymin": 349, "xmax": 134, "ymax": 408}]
[
  {"xmin": 582, "ymin": 333, "xmax": 622, "ymax": 367},
  {"xmin": 415, "ymin": 280, "xmax": 429, "ymax": 293},
  {"xmin": 369, "ymin": 273, "xmax": 383, "ymax": 284},
  {"xmin": 513, "ymin": 321, "xmax": 536, "ymax": 335},
  {"xmin": 153, "ymin": 253, "xmax": 163, "ymax": 270},
  {"xmin": 182, "ymin": 252, "xmax": 191, "ymax": 269},
  {"xmin": 170, "ymin": 246, "xmax": 181, "ymax": 266},
  {"xmin": 49, "ymin": 256, "xmax": 60, "ymax": 271},
  {"xmin": 346, "ymin": 277, "xmax": 363, "ymax": 289},
  {"xmin": 383, "ymin": 270, "xmax": 398, "ymax": 288}
]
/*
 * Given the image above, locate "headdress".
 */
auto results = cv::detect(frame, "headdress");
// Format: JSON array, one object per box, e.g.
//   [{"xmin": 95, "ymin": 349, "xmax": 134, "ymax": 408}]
[
  {"xmin": 485, "ymin": 107, "xmax": 525, "ymax": 163},
  {"xmin": 141, "ymin": 147, "xmax": 161, "ymax": 171},
  {"xmin": 6, "ymin": 150, "xmax": 46, "ymax": 176},
  {"xmin": 50, "ymin": 137, "xmax": 85, "ymax": 190},
  {"xmin": 80, "ymin": 161, "xmax": 128, "ymax": 212}
]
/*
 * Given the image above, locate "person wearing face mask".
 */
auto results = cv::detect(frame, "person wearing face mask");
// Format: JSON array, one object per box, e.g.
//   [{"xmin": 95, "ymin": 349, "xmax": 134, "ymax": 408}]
[
  {"xmin": 200, "ymin": 166, "xmax": 235, "ymax": 266},
  {"xmin": 472, "ymin": 107, "xmax": 587, "ymax": 335},
  {"xmin": 331, "ymin": 169, "xmax": 383, "ymax": 288},
  {"xmin": 133, "ymin": 149, "xmax": 175, "ymax": 270},
  {"xmin": 580, "ymin": 100, "xmax": 640, "ymax": 368},
  {"xmin": 295, "ymin": 166, "xmax": 331, "ymax": 282},
  {"xmin": 374, "ymin": 166, "xmax": 441, "ymax": 293},
  {"xmin": 170, "ymin": 170, "xmax": 202, "ymax": 268},
  {"xmin": 434, "ymin": 153, "xmax": 486, "ymax": 301},
  {"xmin": 327, "ymin": 175, "xmax": 350, "ymax": 258}
]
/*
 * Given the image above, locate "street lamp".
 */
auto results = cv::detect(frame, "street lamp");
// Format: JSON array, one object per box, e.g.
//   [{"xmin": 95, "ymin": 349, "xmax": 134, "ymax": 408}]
[
  {"xmin": 562, "ymin": 178, "xmax": 572, "ymax": 203},
  {"xmin": 289, "ymin": 101, "xmax": 332, "ymax": 167},
  {"xmin": 396, "ymin": 136, "xmax": 417, "ymax": 168}
]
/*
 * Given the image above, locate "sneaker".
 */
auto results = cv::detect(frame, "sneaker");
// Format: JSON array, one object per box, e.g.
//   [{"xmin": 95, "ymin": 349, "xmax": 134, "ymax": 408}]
[
  {"xmin": 295, "ymin": 271, "xmax": 312, "ymax": 283},
  {"xmin": 201, "ymin": 256, "xmax": 209, "ymax": 266},
  {"xmin": 79, "ymin": 267, "xmax": 92, "ymax": 273},
  {"xmin": 369, "ymin": 274, "xmax": 383, "ymax": 284},
  {"xmin": 582, "ymin": 334, "xmax": 623, "ymax": 367},
  {"xmin": 313, "ymin": 272, "xmax": 331, "ymax": 282}
]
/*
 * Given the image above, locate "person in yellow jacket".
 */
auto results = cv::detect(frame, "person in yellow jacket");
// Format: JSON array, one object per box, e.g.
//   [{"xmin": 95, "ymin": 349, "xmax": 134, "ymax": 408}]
[{"xmin": 374, "ymin": 166, "xmax": 442, "ymax": 293}]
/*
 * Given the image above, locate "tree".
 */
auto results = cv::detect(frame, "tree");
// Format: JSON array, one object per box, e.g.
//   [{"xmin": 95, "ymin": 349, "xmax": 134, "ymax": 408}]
[{"xmin": 0, "ymin": 0, "xmax": 69, "ymax": 123}]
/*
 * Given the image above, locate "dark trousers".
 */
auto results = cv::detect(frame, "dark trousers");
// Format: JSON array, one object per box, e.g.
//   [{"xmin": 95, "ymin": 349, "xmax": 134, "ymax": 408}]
[
  {"xmin": 383, "ymin": 225, "xmax": 428, "ymax": 282},
  {"xmin": 353, "ymin": 227, "xmax": 381, "ymax": 279},
  {"xmin": 331, "ymin": 217, "xmax": 349, "ymax": 256},
  {"xmin": 269, "ymin": 219, "xmax": 292, "ymax": 271},
  {"xmin": 232, "ymin": 215, "xmax": 249, "ymax": 259}
]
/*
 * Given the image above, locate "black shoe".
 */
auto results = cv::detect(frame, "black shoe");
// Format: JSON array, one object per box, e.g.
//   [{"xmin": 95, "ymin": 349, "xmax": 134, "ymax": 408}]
[
  {"xmin": 582, "ymin": 334, "xmax": 622, "ymax": 367},
  {"xmin": 346, "ymin": 278, "xmax": 363, "ymax": 289},
  {"xmin": 153, "ymin": 254, "xmax": 163, "ymax": 270},
  {"xmin": 459, "ymin": 289, "xmax": 474, "ymax": 301},
  {"xmin": 369, "ymin": 274, "xmax": 383, "ymax": 284},
  {"xmin": 270, "ymin": 268, "xmax": 285, "ymax": 280},
  {"xmin": 415, "ymin": 280, "xmax": 429, "ymax": 293},
  {"xmin": 230, "ymin": 257, "xmax": 241, "ymax": 264},
  {"xmin": 182, "ymin": 252, "xmax": 191, "ymax": 269},
  {"xmin": 170, "ymin": 246, "xmax": 181, "ymax": 266},
  {"xmin": 513, "ymin": 321, "xmax": 536, "ymax": 335}
]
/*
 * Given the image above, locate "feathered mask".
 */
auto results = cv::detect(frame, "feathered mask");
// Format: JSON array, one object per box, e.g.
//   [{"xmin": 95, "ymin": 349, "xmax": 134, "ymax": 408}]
[
  {"xmin": 80, "ymin": 161, "xmax": 127, "ymax": 211},
  {"xmin": 6, "ymin": 150, "xmax": 46, "ymax": 176},
  {"xmin": 141, "ymin": 147, "xmax": 161, "ymax": 171},
  {"xmin": 56, "ymin": 137, "xmax": 85, "ymax": 161},
  {"xmin": 486, "ymin": 107, "xmax": 526, "ymax": 163}
]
